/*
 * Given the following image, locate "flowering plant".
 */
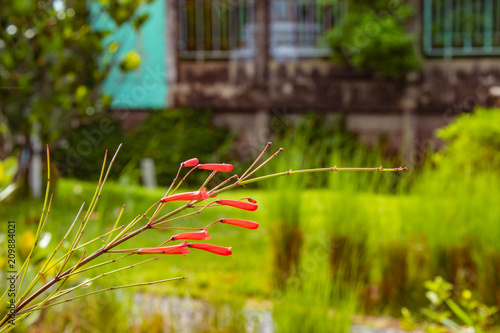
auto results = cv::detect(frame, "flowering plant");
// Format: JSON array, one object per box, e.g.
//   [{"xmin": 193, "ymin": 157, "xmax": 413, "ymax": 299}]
[{"xmin": 0, "ymin": 143, "xmax": 407, "ymax": 332}]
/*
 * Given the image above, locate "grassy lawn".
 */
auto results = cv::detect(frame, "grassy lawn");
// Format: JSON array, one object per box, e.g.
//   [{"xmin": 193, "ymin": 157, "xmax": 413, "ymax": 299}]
[
  {"xmin": 1, "ymin": 179, "xmax": 279, "ymax": 304},
  {"xmin": 2, "ymin": 169, "xmax": 500, "ymax": 331}
]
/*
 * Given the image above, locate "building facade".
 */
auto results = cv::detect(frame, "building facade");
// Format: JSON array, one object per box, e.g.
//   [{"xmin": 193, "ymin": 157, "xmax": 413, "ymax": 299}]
[{"xmin": 164, "ymin": 0, "xmax": 500, "ymax": 160}]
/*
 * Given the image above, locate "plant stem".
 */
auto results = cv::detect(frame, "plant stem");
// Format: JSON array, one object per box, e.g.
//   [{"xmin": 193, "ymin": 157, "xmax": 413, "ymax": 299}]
[
  {"xmin": 8, "ymin": 164, "xmax": 407, "ymax": 325},
  {"xmin": 16, "ymin": 277, "xmax": 187, "ymax": 316}
]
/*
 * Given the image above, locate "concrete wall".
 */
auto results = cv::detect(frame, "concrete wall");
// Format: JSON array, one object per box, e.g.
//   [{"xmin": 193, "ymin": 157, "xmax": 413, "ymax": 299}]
[
  {"xmin": 165, "ymin": 0, "xmax": 500, "ymax": 161},
  {"xmin": 169, "ymin": 58, "xmax": 500, "ymax": 156}
]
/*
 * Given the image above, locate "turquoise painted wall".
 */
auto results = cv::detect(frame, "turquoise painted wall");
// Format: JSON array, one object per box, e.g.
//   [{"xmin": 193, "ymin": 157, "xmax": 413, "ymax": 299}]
[{"xmin": 95, "ymin": 0, "xmax": 168, "ymax": 109}]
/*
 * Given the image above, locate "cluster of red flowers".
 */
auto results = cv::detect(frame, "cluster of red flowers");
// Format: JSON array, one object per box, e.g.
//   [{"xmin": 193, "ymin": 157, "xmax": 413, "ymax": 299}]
[{"xmin": 139, "ymin": 159, "xmax": 259, "ymax": 257}]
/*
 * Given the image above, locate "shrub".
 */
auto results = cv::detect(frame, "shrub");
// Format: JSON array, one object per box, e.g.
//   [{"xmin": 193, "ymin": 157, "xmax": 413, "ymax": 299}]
[
  {"xmin": 54, "ymin": 109, "xmax": 233, "ymax": 187},
  {"xmin": 124, "ymin": 109, "xmax": 232, "ymax": 186},
  {"xmin": 435, "ymin": 108, "xmax": 500, "ymax": 172},
  {"xmin": 324, "ymin": 2, "xmax": 420, "ymax": 78}
]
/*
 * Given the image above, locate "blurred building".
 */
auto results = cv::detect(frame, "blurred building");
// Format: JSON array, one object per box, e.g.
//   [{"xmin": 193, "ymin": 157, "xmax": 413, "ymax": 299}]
[{"xmin": 109, "ymin": 0, "xmax": 500, "ymax": 158}]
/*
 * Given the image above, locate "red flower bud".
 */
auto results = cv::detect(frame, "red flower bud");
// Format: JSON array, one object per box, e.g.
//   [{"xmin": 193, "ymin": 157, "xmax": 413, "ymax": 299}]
[
  {"xmin": 182, "ymin": 158, "xmax": 199, "ymax": 167},
  {"xmin": 161, "ymin": 187, "xmax": 209, "ymax": 203},
  {"xmin": 198, "ymin": 163, "xmax": 233, "ymax": 172},
  {"xmin": 138, "ymin": 241, "xmax": 190, "ymax": 255},
  {"xmin": 171, "ymin": 230, "xmax": 211, "ymax": 241},
  {"xmin": 216, "ymin": 199, "xmax": 258, "ymax": 211},
  {"xmin": 221, "ymin": 219, "xmax": 259, "ymax": 230},
  {"xmin": 188, "ymin": 243, "xmax": 232, "ymax": 256}
]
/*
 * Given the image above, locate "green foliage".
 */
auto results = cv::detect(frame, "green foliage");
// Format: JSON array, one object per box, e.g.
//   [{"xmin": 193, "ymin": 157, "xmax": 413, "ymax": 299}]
[
  {"xmin": 401, "ymin": 277, "xmax": 498, "ymax": 333},
  {"xmin": 435, "ymin": 108, "xmax": 500, "ymax": 173},
  {"xmin": 324, "ymin": 1, "xmax": 420, "ymax": 78},
  {"xmin": 121, "ymin": 109, "xmax": 232, "ymax": 186},
  {"xmin": 270, "ymin": 111, "xmax": 392, "ymax": 189},
  {"xmin": 53, "ymin": 109, "xmax": 232, "ymax": 186},
  {"xmin": 0, "ymin": 0, "xmax": 150, "ymax": 157},
  {"xmin": 52, "ymin": 115, "xmax": 132, "ymax": 180}
]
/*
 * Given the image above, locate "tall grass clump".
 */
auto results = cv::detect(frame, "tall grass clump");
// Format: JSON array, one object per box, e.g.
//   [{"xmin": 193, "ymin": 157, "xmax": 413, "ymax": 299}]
[
  {"xmin": 264, "ymin": 126, "xmax": 315, "ymax": 288},
  {"xmin": 273, "ymin": 232, "xmax": 358, "ymax": 333},
  {"xmin": 273, "ymin": 271, "xmax": 357, "ymax": 333},
  {"xmin": 405, "ymin": 108, "xmax": 500, "ymax": 307}
]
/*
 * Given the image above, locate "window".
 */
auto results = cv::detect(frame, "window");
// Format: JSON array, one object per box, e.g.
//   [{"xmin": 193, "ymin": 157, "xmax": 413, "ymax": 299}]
[
  {"xmin": 423, "ymin": 0, "xmax": 500, "ymax": 57},
  {"xmin": 177, "ymin": 0, "xmax": 346, "ymax": 60},
  {"xmin": 269, "ymin": 0, "xmax": 346, "ymax": 59},
  {"xmin": 178, "ymin": 0, "xmax": 255, "ymax": 59}
]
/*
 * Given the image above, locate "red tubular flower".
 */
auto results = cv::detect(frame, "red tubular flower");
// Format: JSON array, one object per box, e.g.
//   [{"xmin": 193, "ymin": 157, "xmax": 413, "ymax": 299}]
[
  {"xmin": 198, "ymin": 163, "xmax": 233, "ymax": 172},
  {"xmin": 188, "ymin": 243, "xmax": 232, "ymax": 256},
  {"xmin": 221, "ymin": 218, "xmax": 259, "ymax": 230},
  {"xmin": 138, "ymin": 241, "xmax": 190, "ymax": 255},
  {"xmin": 182, "ymin": 158, "xmax": 199, "ymax": 167},
  {"xmin": 171, "ymin": 230, "xmax": 211, "ymax": 241},
  {"xmin": 216, "ymin": 199, "xmax": 258, "ymax": 211},
  {"xmin": 161, "ymin": 187, "xmax": 209, "ymax": 203}
]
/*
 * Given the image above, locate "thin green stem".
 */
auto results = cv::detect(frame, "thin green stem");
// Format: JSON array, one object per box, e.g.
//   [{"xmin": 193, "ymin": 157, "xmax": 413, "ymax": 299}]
[
  {"xmin": 151, "ymin": 201, "xmax": 216, "ymax": 227},
  {"xmin": 165, "ymin": 164, "xmax": 183, "ymax": 196},
  {"xmin": 20, "ymin": 257, "xmax": 160, "ymax": 315},
  {"xmin": 198, "ymin": 171, "xmax": 217, "ymax": 190},
  {"xmin": 239, "ymin": 147, "xmax": 284, "ymax": 182},
  {"xmin": 16, "ymin": 202, "xmax": 84, "ymax": 306},
  {"xmin": 59, "ymin": 151, "xmax": 108, "ymax": 275},
  {"xmin": 65, "ymin": 254, "xmax": 132, "ymax": 278},
  {"xmin": 240, "ymin": 141, "xmax": 272, "ymax": 180},
  {"xmin": 153, "ymin": 226, "xmax": 203, "ymax": 231},
  {"xmin": 103, "ymin": 204, "xmax": 125, "ymax": 248},
  {"xmin": 75, "ymin": 225, "xmax": 124, "ymax": 251},
  {"xmin": 16, "ymin": 277, "xmax": 187, "ymax": 316},
  {"xmin": 207, "ymin": 175, "xmax": 238, "ymax": 194},
  {"xmin": 16, "ymin": 193, "xmax": 53, "ymax": 304},
  {"xmin": 218, "ymin": 166, "xmax": 408, "ymax": 192}
]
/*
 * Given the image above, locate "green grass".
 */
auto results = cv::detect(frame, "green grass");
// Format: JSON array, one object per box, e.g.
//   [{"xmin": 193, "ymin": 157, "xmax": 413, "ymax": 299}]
[
  {"xmin": 2, "ymin": 164, "xmax": 500, "ymax": 330},
  {"xmin": 0, "ymin": 179, "xmax": 275, "ymax": 303}
]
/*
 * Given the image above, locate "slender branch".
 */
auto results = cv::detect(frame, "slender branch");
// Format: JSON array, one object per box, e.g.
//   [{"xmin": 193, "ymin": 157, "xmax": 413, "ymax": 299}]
[
  {"xmin": 16, "ymin": 277, "xmax": 187, "ymax": 316},
  {"xmin": 103, "ymin": 204, "xmax": 125, "ymax": 248},
  {"xmin": 238, "ymin": 147, "xmax": 284, "ymax": 182},
  {"xmin": 198, "ymin": 170, "xmax": 217, "ymax": 190},
  {"xmin": 19, "ymin": 257, "xmax": 160, "ymax": 315},
  {"xmin": 240, "ymin": 141, "xmax": 272, "ymax": 180},
  {"xmin": 16, "ymin": 193, "xmax": 53, "ymax": 305},
  {"xmin": 65, "ymin": 254, "xmax": 133, "ymax": 278},
  {"xmin": 16, "ymin": 202, "xmax": 84, "ymax": 306}
]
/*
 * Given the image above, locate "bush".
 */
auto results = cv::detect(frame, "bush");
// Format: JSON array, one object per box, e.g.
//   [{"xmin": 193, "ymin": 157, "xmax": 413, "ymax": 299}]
[
  {"xmin": 435, "ymin": 108, "xmax": 500, "ymax": 172},
  {"xmin": 123, "ymin": 109, "xmax": 232, "ymax": 186},
  {"xmin": 53, "ymin": 115, "xmax": 132, "ymax": 180},
  {"xmin": 324, "ymin": 2, "xmax": 420, "ymax": 78},
  {"xmin": 54, "ymin": 109, "xmax": 233, "ymax": 187}
]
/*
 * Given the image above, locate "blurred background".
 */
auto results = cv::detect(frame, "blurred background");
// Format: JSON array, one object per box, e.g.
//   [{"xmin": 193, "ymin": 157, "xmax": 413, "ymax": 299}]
[{"xmin": 1, "ymin": 0, "xmax": 500, "ymax": 332}]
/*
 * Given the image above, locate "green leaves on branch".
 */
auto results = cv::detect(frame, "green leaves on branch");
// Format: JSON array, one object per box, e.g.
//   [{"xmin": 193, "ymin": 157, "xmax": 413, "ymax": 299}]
[
  {"xmin": 401, "ymin": 277, "xmax": 498, "ymax": 333},
  {"xmin": 324, "ymin": 1, "xmax": 420, "ymax": 79},
  {"xmin": 435, "ymin": 107, "xmax": 500, "ymax": 172},
  {"xmin": 0, "ymin": 0, "xmax": 152, "ymax": 154}
]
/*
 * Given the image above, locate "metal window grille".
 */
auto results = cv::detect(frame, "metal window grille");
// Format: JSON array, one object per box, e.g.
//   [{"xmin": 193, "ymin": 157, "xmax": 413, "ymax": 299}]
[
  {"xmin": 178, "ymin": 0, "xmax": 255, "ymax": 60},
  {"xmin": 423, "ymin": 0, "xmax": 500, "ymax": 57},
  {"xmin": 178, "ymin": 0, "xmax": 346, "ymax": 60},
  {"xmin": 269, "ymin": 0, "xmax": 347, "ymax": 59}
]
